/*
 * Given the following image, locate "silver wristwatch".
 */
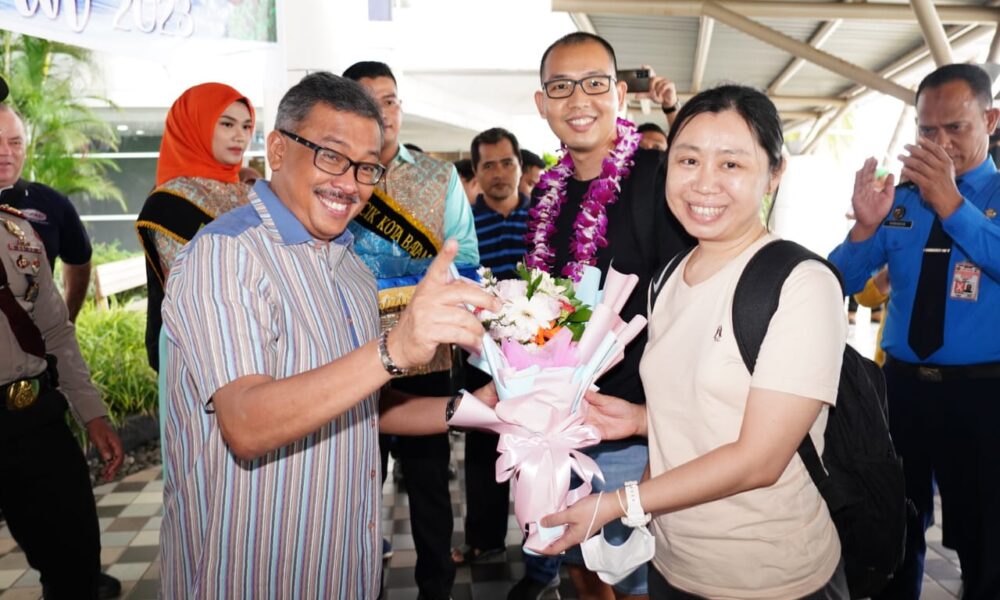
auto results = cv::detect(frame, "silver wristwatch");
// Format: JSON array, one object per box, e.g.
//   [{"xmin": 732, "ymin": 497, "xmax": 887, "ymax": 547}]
[{"xmin": 378, "ymin": 329, "xmax": 406, "ymax": 377}]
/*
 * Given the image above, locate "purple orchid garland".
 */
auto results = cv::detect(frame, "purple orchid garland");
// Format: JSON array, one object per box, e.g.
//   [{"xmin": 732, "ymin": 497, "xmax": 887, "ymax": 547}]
[{"xmin": 524, "ymin": 118, "xmax": 642, "ymax": 281}]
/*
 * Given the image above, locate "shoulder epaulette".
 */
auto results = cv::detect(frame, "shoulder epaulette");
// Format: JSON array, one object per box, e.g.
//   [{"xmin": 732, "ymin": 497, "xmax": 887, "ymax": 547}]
[
  {"xmin": 895, "ymin": 180, "xmax": 918, "ymax": 191},
  {"xmin": 0, "ymin": 203, "xmax": 24, "ymax": 218}
]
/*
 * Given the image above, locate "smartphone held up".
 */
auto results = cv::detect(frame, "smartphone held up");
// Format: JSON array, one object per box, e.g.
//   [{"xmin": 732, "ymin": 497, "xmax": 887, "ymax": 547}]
[{"xmin": 617, "ymin": 68, "xmax": 651, "ymax": 93}]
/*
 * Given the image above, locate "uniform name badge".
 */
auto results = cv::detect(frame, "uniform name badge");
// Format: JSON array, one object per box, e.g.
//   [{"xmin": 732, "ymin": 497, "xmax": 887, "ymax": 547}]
[{"xmin": 951, "ymin": 262, "xmax": 980, "ymax": 301}]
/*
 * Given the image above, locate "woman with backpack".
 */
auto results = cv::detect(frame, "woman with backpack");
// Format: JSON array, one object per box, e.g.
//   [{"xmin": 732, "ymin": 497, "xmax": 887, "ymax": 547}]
[{"xmin": 539, "ymin": 85, "xmax": 850, "ymax": 599}]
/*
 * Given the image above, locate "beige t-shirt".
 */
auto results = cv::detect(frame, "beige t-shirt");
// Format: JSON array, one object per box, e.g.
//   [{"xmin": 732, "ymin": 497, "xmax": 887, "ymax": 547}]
[{"xmin": 640, "ymin": 235, "xmax": 846, "ymax": 600}]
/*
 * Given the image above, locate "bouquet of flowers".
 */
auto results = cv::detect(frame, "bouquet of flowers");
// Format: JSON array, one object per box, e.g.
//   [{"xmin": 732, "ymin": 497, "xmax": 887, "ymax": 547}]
[{"xmin": 449, "ymin": 263, "xmax": 646, "ymax": 552}]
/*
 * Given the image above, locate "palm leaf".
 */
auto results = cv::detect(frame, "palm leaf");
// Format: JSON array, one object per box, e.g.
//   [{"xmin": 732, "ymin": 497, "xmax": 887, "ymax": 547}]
[{"xmin": 0, "ymin": 32, "xmax": 122, "ymax": 207}]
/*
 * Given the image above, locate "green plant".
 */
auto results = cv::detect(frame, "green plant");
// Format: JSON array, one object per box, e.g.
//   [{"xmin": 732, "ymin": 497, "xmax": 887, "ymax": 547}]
[
  {"xmin": 0, "ymin": 32, "xmax": 123, "ymax": 207},
  {"xmin": 73, "ymin": 302, "xmax": 157, "ymax": 430},
  {"xmin": 54, "ymin": 241, "xmax": 146, "ymax": 302},
  {"xmin": 90, "ymin": 240, "xmax": 140, "ymax": 266}
]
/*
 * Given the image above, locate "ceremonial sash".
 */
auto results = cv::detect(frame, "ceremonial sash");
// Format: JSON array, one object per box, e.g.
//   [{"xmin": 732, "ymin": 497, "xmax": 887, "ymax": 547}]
[{"xmin": 354, "ymin": 187, "xmax": 441, "ymax": 260}]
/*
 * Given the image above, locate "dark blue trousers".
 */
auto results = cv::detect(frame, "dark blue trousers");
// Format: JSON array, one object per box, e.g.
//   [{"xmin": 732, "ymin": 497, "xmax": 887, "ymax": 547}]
[{"xmin": 874, "ymin": 362, "xmax": 1000, "ymax": 600}]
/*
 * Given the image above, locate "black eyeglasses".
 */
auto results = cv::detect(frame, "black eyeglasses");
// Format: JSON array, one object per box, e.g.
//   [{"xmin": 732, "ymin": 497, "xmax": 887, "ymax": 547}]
[
  {"xmin": 542, "ymin": 75, "xmax": 615, "ymax": 99},
  {"xmin": 279, "ymin": 129, "xmax": 386, "ymax": 185}
]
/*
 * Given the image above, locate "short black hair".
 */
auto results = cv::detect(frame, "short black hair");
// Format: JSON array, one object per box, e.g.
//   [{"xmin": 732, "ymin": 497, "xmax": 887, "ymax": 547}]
[
  {"xmin": 343, "ymin": 61, "xmax": 397, "ymax": 85},
  {"xmin": 667, "ymin": 84, "xmax": 784, "ymax": 175},
  {"xmin": 520, "ymin": 149, "xmax": 546, "ymax": 170},
  {"xmin": 453, "ymin": 159, "xmax": 475, "ymax": 182},
  {"xmin": 916, "ymin": 63, "xmax": 994, "ymax": 108},
  {"xmin": 539, "ymin": 32, "xmax": 618, "ymax": 80},
  {"xmin": 637, "ymin": 122, "xmax": 667, "ymax": 137},
  {"xmin": 471, "ymin": 127, "xmax": 522, "ymax": 170},
  {"xmin": 274, "ymin": 72, "xmax": 383, "ymax": 139}
]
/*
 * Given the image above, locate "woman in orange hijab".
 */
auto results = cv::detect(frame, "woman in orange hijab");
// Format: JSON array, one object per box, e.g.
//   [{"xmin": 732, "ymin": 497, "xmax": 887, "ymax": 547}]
[{"xmin": 136, "ymin": 82, "xmax": 255, "ymax": 371}]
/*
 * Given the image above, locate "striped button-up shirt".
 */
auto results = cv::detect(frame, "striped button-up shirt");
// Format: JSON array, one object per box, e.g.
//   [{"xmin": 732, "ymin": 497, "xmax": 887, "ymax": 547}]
[{"xmin": 160, "ymin": 181, "xmax": 382, "ymax": 598}]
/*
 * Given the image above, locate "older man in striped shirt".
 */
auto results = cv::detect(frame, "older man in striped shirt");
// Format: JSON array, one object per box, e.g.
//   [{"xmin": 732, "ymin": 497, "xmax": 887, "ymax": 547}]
[{"xmin": 159, "ymin": 72, "xmax": 498, "ymax": 598}]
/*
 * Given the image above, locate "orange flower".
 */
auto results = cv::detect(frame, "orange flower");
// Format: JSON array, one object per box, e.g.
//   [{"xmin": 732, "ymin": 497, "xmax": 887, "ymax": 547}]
[{"xmin": 533, "ymin": 323, "xmax": 563, "ymax": 346}]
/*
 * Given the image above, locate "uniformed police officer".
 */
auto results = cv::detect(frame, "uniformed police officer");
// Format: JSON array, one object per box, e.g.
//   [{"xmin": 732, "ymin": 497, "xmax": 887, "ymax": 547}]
[
  {"xmin": 830, "ymin": 63, "xmax": 1000, "ymax": 600},
  {"xmin": 0, "ymin": 102, "xmax": 93, "ymax": 323},
  {"xmin": 0, "ymin": 77, "xmax": 123, "ymax": 599}
]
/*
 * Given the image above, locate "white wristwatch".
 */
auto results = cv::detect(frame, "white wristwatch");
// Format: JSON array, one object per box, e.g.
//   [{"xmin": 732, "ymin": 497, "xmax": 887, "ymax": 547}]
[{"xmin": 620, "ymin": 480, "xmax": 651, "ymax": 528}]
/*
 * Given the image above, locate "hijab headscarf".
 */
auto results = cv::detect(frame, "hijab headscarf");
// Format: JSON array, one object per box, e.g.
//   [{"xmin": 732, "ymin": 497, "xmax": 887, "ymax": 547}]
[{"xmin": 155, "ymin": 82, "xmax": 255, "ymax": 186}]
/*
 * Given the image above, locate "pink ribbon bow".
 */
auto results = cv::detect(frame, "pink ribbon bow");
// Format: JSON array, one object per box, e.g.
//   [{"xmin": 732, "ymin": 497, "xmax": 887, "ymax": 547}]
[{"xmin": 450, "ymin": 391, "xmax": 603, "ymax": 552}]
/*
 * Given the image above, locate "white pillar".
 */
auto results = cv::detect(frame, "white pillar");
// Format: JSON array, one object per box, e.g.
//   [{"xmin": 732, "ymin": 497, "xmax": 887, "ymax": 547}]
[{"xmin": 259, "ymin": 2, "xmax": 382, "ymax": 174}]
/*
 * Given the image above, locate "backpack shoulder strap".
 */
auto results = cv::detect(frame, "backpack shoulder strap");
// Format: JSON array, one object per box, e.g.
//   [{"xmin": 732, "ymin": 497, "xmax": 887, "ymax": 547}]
[
  {"xmin": 732, "ymin": 239, "xmax": 845, "ymax": 485},
  {"xmin": 648, "ymin": 246, "xmax": 696, "ymax": 314},
  {"xmin": 732, "ymin": 239, "xmax": 843, "ymax": 373}
]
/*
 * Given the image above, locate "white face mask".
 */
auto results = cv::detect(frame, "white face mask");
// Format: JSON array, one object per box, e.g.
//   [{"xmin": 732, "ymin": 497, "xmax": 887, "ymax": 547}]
[{"xmin": 579, "ymin": 492, "xmax": 656, "ymax": 585}]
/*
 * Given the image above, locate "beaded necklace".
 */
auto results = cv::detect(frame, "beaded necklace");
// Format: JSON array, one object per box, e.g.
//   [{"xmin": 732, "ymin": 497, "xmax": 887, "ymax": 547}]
[{"xmin": 524, "ymin": 118, "xmax": 641, "ymax": 281}]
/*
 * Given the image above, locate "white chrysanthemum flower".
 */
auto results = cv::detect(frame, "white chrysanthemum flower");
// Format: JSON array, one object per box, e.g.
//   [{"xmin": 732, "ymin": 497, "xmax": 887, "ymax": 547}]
[
  {"xmin": 477, "ymin": 266, "xmax": 498, "ymax": 291},
  {"xmin": 495, "ymin": 279, "xmax": 529, "ymax": 303},
  {"xmin": 536, "ymin": 274, "xmax": 569, "ymax": 301},
  {"xmin": 502, "ymin": 294, "xmax": 561, "ymax": 342}
]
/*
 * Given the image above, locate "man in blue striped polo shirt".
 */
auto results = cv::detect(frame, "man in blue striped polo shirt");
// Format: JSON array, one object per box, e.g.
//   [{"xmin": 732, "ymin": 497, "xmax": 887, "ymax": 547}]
[
  {"xmin": 470, "ymin": 128, "xmax": 530, "ymax": 280},
  {"xmin": 452, "ymin": 128, "xmax": 531, "ymax": 568},
  {"xmin": 159, "ymin": 72, "xmax": 499, "ymax": 599}
]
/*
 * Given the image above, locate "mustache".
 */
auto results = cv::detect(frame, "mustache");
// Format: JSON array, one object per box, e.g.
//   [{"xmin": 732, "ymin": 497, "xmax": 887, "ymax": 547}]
[{"xmin": 315, "ymin": 186, "xmax": 361, "ymax": 205}]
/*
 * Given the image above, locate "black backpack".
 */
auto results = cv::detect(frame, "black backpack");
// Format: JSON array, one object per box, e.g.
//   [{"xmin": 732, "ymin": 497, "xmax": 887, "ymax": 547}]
[{"xmin": 650, "ymin": 240, "xmax": 907, "ymax": 599}]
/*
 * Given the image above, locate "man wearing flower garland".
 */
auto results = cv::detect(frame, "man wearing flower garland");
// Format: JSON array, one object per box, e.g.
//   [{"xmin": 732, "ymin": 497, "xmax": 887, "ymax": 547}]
[
  {"xmin": 509, "ymin": 33, "xmax": 693, "ymax": 600},
  {"xmin": 343, "ymin": 61, "xmax": 479, "ymax": 600}
]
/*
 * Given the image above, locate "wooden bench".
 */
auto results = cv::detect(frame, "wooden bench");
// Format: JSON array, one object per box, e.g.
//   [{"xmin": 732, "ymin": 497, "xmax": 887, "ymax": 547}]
[{"xmin": 93, "ymin": 256, "xmax": 147, "ymax": 311}]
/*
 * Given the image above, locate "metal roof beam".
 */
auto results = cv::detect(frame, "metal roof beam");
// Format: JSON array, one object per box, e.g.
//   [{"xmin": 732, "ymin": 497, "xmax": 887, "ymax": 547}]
[
  {"xmin": 909, "ymin": 0, "xmax": 954, "ymax": 65},
  {"xmin": 990, "ymin": 0, "xmax": 1000, "ymax": 63},
  {"xmin": 802, "ymin": 104, "xmax": 852, "ymax": 153},
  {"xmin": 883, "ymin": 105, "xmax": 915, "ymax": 165},
  {"xmin": 691, "ymin": 16, "xmax": 715, "ymax": 93},
  {"xmin": 552, "ymin": 0, "xmax": 1000, "ymax": 24},
  {"xmin": 780, "ymin": 110, "xmax": 826, "ymax": 121},
  {"xmin": 570, "ymin": 12, "xmax": 598, "ymax": 34},
  {"xmin": 783, "ymin": 118, "xmax": 821, "ymax": 137},
  {"xmin": 843, "ymin": 25, "xmax": 992, "ymax": 99},
  {"xmin": 768, "ymin": 19, "xmax": 842, "ymax": 94},
  {"xmin": 630, "ymin": 95, "xmax": 848, "ymax": 108},
  {"xmin": 798, "ymin": 25, "xmax": 987, "ymax": 152},
  {"xmin": 878, "ymin": 25, "xmax": 974, "ymax": 81},
  {"xmin": 688, "ymin": 94, "xmax": 846, "ymax": 108},
  {"xmin": 701, "ymin": 0, "xmax": 914, "ymax": 103}
]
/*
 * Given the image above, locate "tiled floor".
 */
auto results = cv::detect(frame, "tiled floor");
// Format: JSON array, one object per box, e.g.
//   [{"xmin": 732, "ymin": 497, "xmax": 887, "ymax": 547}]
[
  {"xmin": 0, "ymin": 447, "xmax": 963, "ymax": 600},
  {"xmin": 0, "ymin": 315, "xmax": 963, "ymax": 599},
  {"xmin": 0, "ymin": 467, "xmax": 163, "ymax": 599}
]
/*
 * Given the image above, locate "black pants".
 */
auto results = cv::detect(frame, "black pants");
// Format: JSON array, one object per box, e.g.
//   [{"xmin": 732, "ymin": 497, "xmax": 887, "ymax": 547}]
[
  {"xmin": 391, "ymin": 370, "xmax": 456, "ymax": 600},
  {"xmin": 463, "ymin": 430, "xmax": 509, "ymax": 551},
  {"xmin": 461, "ymin": 361, "xmax": 508, "ymax": 553},
  {"xmin": 648, "ymin": 559, "xmax": 849, "ymax": 600},
  {"xmin": 0, "ymin": 399, "xmax": 101, "ymax": 599},
  {"xmin": 875, "ymin": 364, "xmax": 1000, "ymax": 600}
]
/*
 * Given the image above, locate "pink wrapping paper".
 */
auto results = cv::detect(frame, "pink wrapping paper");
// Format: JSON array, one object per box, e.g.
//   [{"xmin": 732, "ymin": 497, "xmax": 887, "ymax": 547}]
[
  {"xmin": 453, "ymin": 266, "xmax": 646, "ymax": 552},
  {"xmin": 449, "ymin": 390, "xmax": 602, "ymax": 552}
]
